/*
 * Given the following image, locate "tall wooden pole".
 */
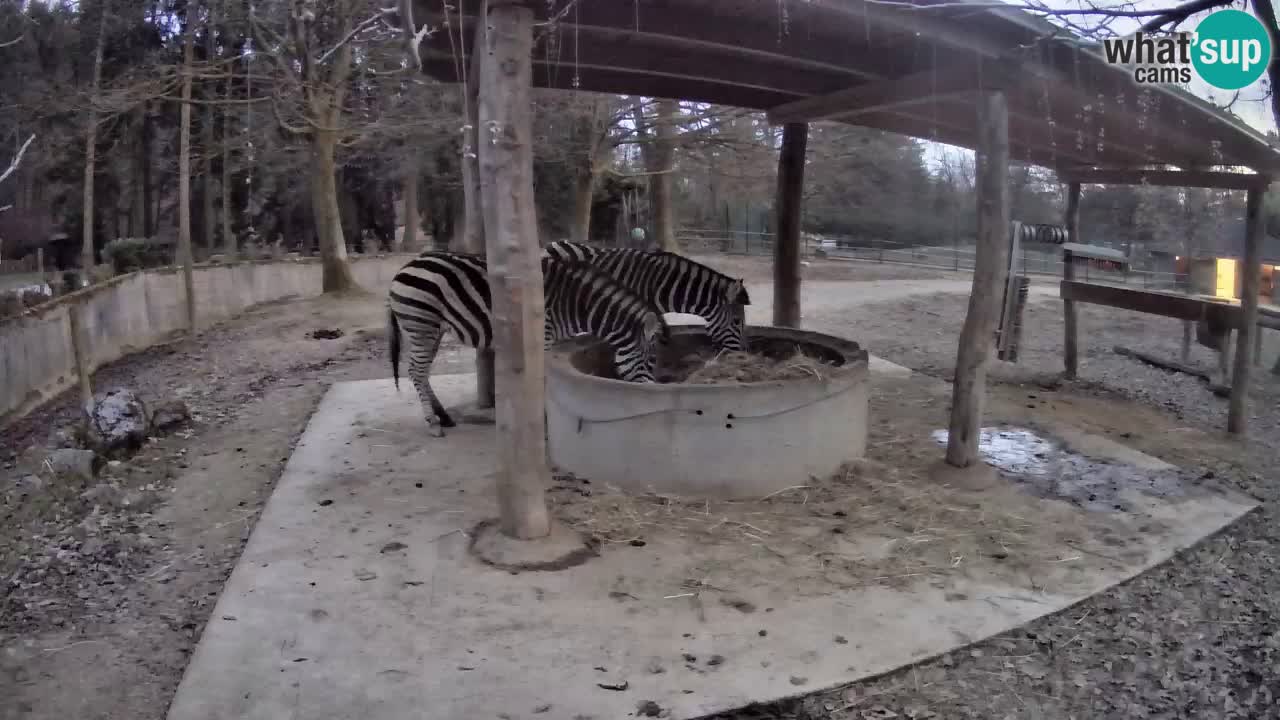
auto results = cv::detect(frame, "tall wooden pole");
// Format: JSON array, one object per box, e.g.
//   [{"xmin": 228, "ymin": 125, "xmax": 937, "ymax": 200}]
[
  {"xmin": 463, "ymin": 20, "xmax": 495, "ymax": 409},
  {"xmin": 1228, "ymin": 185, "xmax": 1265, "ymax": 434},
  {"xmin": 773, "ymin": 122, "xmax": 808, "ymax": 328},
  {"xmin": 478, "ymin": 0, "xmax": 551, "ymax": 539},
  {"xmin": 1062, "ymin": 182, "xmax": 1081, "ymax": 378},
  {"xmin": 945, "ymin": 91, "xmax": 1010, "ymax": 468}
]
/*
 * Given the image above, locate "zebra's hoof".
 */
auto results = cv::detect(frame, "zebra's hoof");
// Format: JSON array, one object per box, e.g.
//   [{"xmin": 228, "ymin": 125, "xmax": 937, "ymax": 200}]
[{"xmin": 427, "ymin": 424, "xmax": 446, "ymax": 438}]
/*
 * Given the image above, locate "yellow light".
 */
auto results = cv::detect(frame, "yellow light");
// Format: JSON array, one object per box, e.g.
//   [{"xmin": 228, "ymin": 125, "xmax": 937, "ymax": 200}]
[{"xmin": 1215, "ymin": 258, "xmax": 1238, "ymax": 299}]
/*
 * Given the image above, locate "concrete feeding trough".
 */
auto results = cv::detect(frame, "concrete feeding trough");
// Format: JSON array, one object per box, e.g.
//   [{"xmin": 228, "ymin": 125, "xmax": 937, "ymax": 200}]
[{"xmin": 545, "ymin": 325, "xmax": 870, "ymax": 498}]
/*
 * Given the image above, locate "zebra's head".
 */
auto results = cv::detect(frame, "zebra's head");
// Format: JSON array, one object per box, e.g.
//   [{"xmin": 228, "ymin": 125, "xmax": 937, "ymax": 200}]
[
  {"xmin": 618, "ymin": 310, "xmax": 669, "ymax": 383},
  {"xmin": 706, "ymin": 278, "xmax": 751, "ymax": 351}
]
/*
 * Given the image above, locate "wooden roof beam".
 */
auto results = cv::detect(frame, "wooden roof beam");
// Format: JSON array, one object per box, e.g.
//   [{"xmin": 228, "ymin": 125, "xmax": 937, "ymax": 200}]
[
  {"xmin": 1057, "ymin": 168, "xmax": 1273, "ymax": 190},
  {"xmin": 854, "ymin": 108, "xmax": 1094, "ymax": 170},
  {"xmin": 888, "ymin": 97, "xmax": 1164, "ymax": 168},
  {"xmin": 766, "ymin": 63, "xmax": 1015, "ymax": 125}
]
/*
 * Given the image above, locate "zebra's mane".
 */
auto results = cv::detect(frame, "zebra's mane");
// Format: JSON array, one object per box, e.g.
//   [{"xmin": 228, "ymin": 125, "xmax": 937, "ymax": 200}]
[
  {"xmin": 644, "ymin": 249, "xmax": 751, "ymax": 305},
  {"xmin": 542, "ymin": 255, "xmax": 669, "ymax": 322},
  {"xmin": 562, "ymin": 243, "xmax": 751, "ymax": 306}
]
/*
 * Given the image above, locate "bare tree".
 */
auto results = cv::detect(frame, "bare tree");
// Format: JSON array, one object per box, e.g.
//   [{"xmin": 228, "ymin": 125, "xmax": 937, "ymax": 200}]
[
  {"xmin": 179, "ymin": 0, "xmax": 199, "ymax": 332},
  {"xmin": 81, "ymin": 2, "xmax": 110, "ymax": 273},
  {"xmin": 251, "ymin": 0, "xmax": 398, "ymax": 292}
]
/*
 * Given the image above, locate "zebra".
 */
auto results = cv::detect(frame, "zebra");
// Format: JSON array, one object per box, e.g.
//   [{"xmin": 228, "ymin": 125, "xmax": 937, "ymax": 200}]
[
  {"xmin": 387, "ymin": 251, "xmax": 670, "ymax": 435},
  {"xmin": 542, "ymin": 241, "xmax": 751, "ymax": 351}
]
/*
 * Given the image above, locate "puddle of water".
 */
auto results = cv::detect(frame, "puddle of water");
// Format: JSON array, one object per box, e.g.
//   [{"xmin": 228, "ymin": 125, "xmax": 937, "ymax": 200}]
[{"xmin": 931, "ymin": 426, "xmax": 1198, "ymax": 513}]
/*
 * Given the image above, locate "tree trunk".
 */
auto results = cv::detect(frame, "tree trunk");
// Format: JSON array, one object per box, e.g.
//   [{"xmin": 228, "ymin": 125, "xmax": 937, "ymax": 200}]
[
  {"xmin": 460, "ymin": 27, "xmax": 484, "ymax": 254},
  {"xmin": 570, "ymin": 170, "xmax": 595, "ymax": 244},
  {"xmin": 772, "ymin": 122, "xmax": 807, "ymax": 328},
  {"xmin": 462, "ymin": 19, "xmax": 494, "ymax": 408},
  {"xmin": 81, "ymin": 3, "xmax": 109, "ymax": 273},
  {"xmin": 311, "ymin": 129, "xmax": 359, "ymax": 293},
  {"xmin": 142, "ymin": 104, "xmax": 155, "ymax": 237},
  {"xmin": 477, "ymin": 1, "xmax": 551, "ymax": 540},
  {"xmin": 652, "ymin": 99, "xmax": 678, "ymax": 252},
  {"xmin": 400, "ymin": 154, "xmax": 418, "ymax": 252},
  {"xmin": 221, "ymin": 114, "xmax": 234, "ymax": 256},
  {"xmin": 178, "ymin": 2, "xmax": 198, "ymax": 333},
  {"xmin": 220, "ymin": 4, "xmax": 234, "ymax": 256},
  {"xmin": 130, "ymin": 108, "xmax": 147, "ymax": 237},
  {"xmin": 945, "ymin": 91, "xmax": 1010, "ymax": 469},
  {"xmin": 201, "ymin": 6, "xmax": 217, "ymax": 254}
]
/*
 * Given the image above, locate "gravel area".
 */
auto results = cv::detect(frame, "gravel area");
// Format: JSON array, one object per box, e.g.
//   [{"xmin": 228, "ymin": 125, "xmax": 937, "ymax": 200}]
[{"xmin": 712, "ymin": 291, "xmax": 1280, "ymax": 720}]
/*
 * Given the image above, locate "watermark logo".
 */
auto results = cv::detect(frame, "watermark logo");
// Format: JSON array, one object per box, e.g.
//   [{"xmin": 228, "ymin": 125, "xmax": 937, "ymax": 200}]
[{"xmin": 1102, "ymin": 9, "xmax": 1272, "ymax": 90}]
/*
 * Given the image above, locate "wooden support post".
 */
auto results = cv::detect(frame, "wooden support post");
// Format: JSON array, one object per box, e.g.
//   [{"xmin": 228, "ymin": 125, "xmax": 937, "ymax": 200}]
[
  {"xmin": 1254, "ymin": 323, "xmax": 1263, "ymax": 366},
  {"xmin": 1062, "ymin": 182, "xmax": 1081, "ymax": 378},
  {"xmin": 462, "ymin": 18, "xmax": 495, "ymax": 410},
  {"xmin": 477, "ymin": 0, "xmax": 551, "ymax": 539},
  {"xmin": 1228, "ymin": 186, "xmax": 1265, "ymax": 434},
  {"xmin": 945, "ymin": 91, "xmax": 1010, "ymax": 468},
  {"xmin": 773, "ymin": 122, "xmax": 807, "ymax": 328},
  {"xmin": 1218, "ymin": 330, "xmax": 1233, "ymax": 383},
  {"xmin": 68, "ymin": 304, "xmax": 94, "ymax": 416}
]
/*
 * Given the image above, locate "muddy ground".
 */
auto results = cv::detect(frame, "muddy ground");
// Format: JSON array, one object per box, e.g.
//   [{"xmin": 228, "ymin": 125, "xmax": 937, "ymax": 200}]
[{"xmin": 2, "ymin": 253, "xmax": 1278, "ymax": 720}]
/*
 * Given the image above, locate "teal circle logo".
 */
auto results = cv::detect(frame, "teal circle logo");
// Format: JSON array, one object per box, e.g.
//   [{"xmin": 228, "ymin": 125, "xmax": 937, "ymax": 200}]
[{"xmin": 1192, "ymin": 9, "xmax": 1272, "ymax": 90}]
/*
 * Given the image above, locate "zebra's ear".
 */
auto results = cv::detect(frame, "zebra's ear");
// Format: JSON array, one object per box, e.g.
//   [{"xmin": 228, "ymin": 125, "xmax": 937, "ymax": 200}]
[{"xmin": 727, "ymin": 278, "xmax": 751, "ymax": 305}]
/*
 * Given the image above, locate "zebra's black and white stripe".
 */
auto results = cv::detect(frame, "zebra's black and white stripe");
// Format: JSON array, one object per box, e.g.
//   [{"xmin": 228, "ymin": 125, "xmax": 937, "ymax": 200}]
[
  {"xmin": 388, "ymin": 251, "xmax": 669, "ymax": 434},
  {"xmin": 543, "ymin": 241, "xmax": 751, "ymax": 351}
]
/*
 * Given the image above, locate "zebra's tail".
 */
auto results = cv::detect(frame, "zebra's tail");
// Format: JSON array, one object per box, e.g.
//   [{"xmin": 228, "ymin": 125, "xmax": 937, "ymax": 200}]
[{"xmin": 388, "ymin": 307, "xmax": 401, "ymax": 390}]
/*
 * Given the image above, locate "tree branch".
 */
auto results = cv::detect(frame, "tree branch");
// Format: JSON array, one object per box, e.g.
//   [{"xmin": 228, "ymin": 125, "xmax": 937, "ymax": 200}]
[
  {"xmin": 1137, "ymin": 0, "xmax": 1236, "ymax": 32},
  {"xmin": 393, "ymin": 0, "xmax": 435, "ymax": 72},
  {"xmin": 249, "ymin": 11, "xmax": 302, "ymax": 86},
  {"xmin": 1250, "ymin": 0, "xmax": 1280, "ymax": 125},
  {"xmin": 316, "ymin": 7, "xmax": 397, "ymax": 65},
  {"xmin": 0, "ymin": 133, "xmax": 35, "ymax": 186}
]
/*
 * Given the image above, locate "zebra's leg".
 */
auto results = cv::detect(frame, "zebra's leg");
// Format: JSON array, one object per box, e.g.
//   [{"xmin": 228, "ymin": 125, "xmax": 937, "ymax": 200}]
[{"xmin": 404, "ymin": 324, "xmax": 455, "ymax": 435}]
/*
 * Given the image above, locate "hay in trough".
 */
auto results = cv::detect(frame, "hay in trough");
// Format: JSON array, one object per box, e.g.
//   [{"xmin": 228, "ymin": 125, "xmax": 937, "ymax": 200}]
[
  {"xmin": 549, "ymin": 454, "xmax": 1104, "ymax": 595},
  {"xmin": 667, "ymin": 347, "xmax": 838, "ymax": 384}
]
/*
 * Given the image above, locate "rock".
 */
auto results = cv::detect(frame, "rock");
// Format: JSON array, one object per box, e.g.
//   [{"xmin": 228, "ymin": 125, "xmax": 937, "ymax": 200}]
[
  {"xmin": 150, "ymin": 400, "xmax": 191, "ymax": 433},
  {"xmin": 121, "ymin": 489, "xmax": 161, "ymax": 511},
  {"xmin": 46, "ymin": 448, "xmax": 103, "ymax": 482},
  {"xmin": 46, "ymin": 424, "xmax": 84, "ymax": 450},
  {"xmin": 83, "ymin": 389, "xmax": 149, "ymax": 456},
  {"xmin": 81, "ymin": 483, "xmax": 122, "ymax": 506},
  {"xmin": 16, "ymin": 474, "xmax": 45, "ymax": 492}
]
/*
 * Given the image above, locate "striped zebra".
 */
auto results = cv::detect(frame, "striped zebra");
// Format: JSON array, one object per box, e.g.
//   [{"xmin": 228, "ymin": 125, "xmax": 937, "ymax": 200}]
[
  {"xmin": 388, "ymin": 251, "xmax": 670, "ymax": 435},
  {"xmin": 542, "ymin": 241, "xmax": 751, "ymax": 351}
]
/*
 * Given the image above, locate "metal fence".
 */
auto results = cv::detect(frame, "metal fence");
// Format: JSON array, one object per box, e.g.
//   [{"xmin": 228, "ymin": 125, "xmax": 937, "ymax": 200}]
[{"xmin": 677, "ymin": 227, "xmax": 1189, "ymax": 291}]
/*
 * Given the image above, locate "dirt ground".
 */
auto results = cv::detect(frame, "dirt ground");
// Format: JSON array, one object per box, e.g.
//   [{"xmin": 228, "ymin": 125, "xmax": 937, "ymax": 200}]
[{"xmin": 2, "ymin": 253, "xmax": 1278, "ymax": 720}]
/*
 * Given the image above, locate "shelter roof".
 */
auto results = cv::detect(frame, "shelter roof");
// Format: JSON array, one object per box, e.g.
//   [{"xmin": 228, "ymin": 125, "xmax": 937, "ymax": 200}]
[{"xmin": 412, "ymin": 0, "xmax": 1280, "ymax": 177}]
